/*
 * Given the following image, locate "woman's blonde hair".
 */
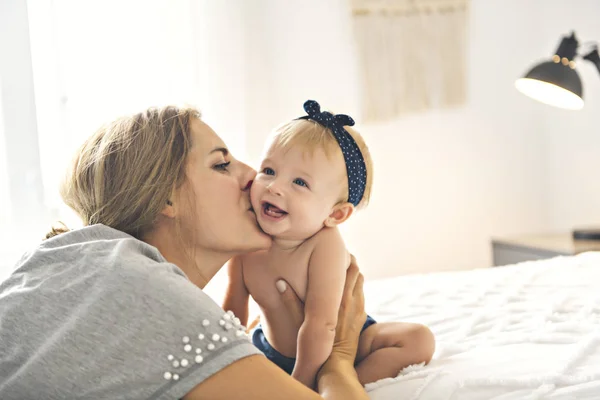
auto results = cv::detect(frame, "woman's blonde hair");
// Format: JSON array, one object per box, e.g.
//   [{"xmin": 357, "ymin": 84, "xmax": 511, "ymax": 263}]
[
  {"xmin": 270, "ymin": 118, "xmax": 373, "ymax": 208},
  {"xmin": 46, "ymin": 105, "xmax": 200, "ymax": 240}
]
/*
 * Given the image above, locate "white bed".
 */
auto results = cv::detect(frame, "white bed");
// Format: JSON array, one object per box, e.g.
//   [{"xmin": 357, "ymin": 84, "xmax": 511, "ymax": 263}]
[{"xmin": 363, "ymin": 252, "xmax": 600, "ymax": 400}]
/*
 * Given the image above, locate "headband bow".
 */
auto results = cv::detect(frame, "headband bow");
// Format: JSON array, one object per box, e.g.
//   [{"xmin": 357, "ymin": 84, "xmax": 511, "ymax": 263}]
[{"xmin": 298, "ymin": 100, "xmax": 367, "ymax": 206}]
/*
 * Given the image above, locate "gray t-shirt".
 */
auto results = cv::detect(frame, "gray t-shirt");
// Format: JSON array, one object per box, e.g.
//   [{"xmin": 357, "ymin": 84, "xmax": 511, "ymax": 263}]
[{"xmin": 0, "ymin": 224, "xmax": 261, "ymax": 399}]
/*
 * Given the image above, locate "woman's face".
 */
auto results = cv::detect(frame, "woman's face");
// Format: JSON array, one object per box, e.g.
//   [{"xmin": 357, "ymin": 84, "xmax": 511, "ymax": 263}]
[{"xmin": 176, "ymin": 118, "xmax": 271, "ymax": 255}]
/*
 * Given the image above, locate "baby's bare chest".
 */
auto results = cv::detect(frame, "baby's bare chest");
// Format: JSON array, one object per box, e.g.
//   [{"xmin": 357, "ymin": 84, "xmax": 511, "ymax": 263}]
[{"xmin": 242, "ymin": 248, "xmax": 313, "ymax": 308}]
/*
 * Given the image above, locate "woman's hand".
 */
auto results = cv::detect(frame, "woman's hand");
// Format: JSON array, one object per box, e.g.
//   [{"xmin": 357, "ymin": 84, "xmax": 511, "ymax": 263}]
[
  {"xmin": 274, "ymin": 256, "xmax": 368, "ymax": 399},
  {"xmin": 245, "ymin": 315, "xmax": 260, "ymax": 333},
  {"xmin": 328, "ymin": 256, "xmax": 366, "ymax": 364},
  {"xmin": 276, "ymin": 255, "xmax": 366, "ymax": 363},
  {"xmin": 276, "ymin": 279, "xmax": 305, "ymax": 332},
  {"xmin": 187, "ymin": 258, "xmax": 368, "ymax": 400}
]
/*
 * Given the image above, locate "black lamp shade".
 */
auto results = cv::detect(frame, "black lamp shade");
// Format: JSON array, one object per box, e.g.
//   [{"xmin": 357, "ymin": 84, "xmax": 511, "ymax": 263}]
[
  {"xmin": 515, "ymin": 33, "xmax": 585, "ymax": 110},
  {"xmin": 516, "ymin": 61, "xmax": 584, "ymax": 110},
  {"xmin": 524, "ymin": 61, "xmax": 582, "ymax": 97}
]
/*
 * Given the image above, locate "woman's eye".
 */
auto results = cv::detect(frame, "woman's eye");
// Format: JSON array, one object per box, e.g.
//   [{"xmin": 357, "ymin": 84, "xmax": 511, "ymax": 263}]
[
  {"xmin": 293, "ymin": 178, "xmax": 308, "ymax": 188},
  {"xmin": 263, "ymin": 167, "xmax": 275, "ymax": 175},
  {"xmin": 214, "ymin": 161, "xmax": 231, "ymax": 171}
]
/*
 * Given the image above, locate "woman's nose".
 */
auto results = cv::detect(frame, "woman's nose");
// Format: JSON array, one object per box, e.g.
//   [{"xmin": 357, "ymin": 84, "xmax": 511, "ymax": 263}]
[{"xmin": 240, "ymin": 162, "xmax": 257, "ymax": 190}]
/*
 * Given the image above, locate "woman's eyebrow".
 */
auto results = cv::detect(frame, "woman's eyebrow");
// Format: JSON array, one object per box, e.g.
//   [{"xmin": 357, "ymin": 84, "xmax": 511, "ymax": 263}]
[{"xmin": 209, "ymin": 147, "xmax": 229, "ymax": 156}]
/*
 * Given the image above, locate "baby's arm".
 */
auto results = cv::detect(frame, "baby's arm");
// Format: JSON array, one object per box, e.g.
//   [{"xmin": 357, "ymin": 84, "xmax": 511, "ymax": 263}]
[
  {"xmin": 222, "ymin": 256, "xmax": 250, "ymax": 327},
  {"xmin": 292, "ymin": 228, "xmax": 348, "ymax": 389}
]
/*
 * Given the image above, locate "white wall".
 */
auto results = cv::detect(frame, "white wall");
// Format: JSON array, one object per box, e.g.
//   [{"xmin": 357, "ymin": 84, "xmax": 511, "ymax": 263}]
[
  {"xmin": 241, "ymin": 0, "xmax": 563, "ymax": 279},
  {"xmin": 536, "ymin": 0, "xmax": 600, "ymax": 233}
]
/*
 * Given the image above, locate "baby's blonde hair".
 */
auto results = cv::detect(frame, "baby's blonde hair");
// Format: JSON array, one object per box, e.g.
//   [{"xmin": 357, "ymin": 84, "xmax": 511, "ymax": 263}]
[{"xmin": 270, "ymin": 118, "xmax": 373, "ymax": 208}]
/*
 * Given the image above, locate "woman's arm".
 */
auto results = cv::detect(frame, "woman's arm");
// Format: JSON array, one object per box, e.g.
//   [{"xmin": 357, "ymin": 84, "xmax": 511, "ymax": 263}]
[
  {"xmin": 222, "ymin": 256, "xmax": 250, "ymax": 326},
  {"xmin": 184, "ymin": 354, "xmax": 322, "ymax": 400},
  {"xmin": 183, "ymin": 258, "xmax": 368, "ymax": 400}
]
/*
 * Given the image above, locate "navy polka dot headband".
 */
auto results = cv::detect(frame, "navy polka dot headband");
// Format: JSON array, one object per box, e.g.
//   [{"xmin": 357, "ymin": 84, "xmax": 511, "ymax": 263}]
[{"xmin": 297, "ymin": 100, "xmax": 367, "ymax": 207}]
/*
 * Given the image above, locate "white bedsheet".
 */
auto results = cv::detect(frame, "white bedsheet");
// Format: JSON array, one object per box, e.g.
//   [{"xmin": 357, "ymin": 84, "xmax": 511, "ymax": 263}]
[{"xmin": 363, "ymin": 252, "xmax": 600, "ymax": 400}]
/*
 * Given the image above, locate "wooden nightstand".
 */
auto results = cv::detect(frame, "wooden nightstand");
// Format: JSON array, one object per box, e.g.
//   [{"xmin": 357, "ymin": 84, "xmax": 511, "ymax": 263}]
[{"xmin": 491, "ymin": 233, "xmax": 600, "ymax": 266}]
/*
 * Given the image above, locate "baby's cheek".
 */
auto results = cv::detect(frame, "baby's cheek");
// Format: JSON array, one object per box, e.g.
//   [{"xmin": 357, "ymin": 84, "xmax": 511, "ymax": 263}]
[{"xmin": 250, "ymin": 181, "xmax": 263, "ymax": 205}]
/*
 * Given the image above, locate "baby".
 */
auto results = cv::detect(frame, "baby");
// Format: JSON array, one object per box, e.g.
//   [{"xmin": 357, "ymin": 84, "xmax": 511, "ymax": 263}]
[{"xmin": 224, "ymin": 100, "xmax": 435, "ymax": 388}]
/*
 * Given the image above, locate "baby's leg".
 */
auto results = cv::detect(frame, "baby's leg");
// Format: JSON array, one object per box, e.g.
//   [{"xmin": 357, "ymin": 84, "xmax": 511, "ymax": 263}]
[{"xmin": 354, "ymin": 322, "xmax": 435, "ymax": 385}]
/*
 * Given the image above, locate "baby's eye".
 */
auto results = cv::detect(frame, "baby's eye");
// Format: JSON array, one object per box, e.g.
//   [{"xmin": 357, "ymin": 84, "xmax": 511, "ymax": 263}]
[
  {"xmin": 293, "ymin": 178, "xmax": 308, "ymax": 188},
  {"xmin": 263, "ymin": 167, "xmax": 275, "ymax": 175}
]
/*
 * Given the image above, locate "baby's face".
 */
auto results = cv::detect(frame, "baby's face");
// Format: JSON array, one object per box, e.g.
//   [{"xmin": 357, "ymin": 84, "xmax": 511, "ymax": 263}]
[{"xmin": 251, "ymin": 143, "xmax": 347, "ymax": 241}]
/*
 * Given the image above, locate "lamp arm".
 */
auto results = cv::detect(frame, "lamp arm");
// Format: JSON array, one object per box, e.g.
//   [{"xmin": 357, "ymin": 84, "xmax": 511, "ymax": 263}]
[{"xmin": 582, "ymin": 46, "xmax": 600, "ymax": 77}]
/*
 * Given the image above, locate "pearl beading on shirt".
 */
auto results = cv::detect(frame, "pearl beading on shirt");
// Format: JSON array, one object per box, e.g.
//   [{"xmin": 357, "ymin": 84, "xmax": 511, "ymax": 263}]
[{"xmin": 163, "ymin": 311, "xmax": 249, "ymax": 380}]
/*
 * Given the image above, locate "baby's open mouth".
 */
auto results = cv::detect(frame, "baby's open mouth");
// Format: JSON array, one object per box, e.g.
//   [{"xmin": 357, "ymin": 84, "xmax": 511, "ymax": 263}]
[{"xmin": 262, "ymin": 202, "xmax": 287, "ymax": 218}]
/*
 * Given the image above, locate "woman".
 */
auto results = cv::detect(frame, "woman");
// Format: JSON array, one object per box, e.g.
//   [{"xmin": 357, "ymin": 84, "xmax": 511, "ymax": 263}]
[{"xmin": 0, "ymin": 106, "xmax": 370, "ymax": 399}]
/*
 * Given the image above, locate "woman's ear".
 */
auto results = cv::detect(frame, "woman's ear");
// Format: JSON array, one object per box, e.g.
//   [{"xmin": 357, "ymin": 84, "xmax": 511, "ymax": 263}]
[
  {"xmin": 160, "ymin": 199, "xmax": 176, "ymax": 219},
  {"xmin": 324, "ymin": 202, "xmax": 354, "ymax": 227}
]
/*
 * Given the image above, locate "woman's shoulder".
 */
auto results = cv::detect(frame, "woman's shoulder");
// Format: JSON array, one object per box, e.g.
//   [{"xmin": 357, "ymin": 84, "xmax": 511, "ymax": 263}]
[
  {"xmin": 4, "ymin": 223, "xmax": 203, "ymax": 318},
  {"xmin": 39, "ymin": 223, "xmax": 168, "ymax": 265},
  {"xmin": 5, "ymin": 223, "xmax": 196, "ymax": 315},
  {"xmin": 21, "ymin": 223, "xmax": 184, "ymax": 281}
]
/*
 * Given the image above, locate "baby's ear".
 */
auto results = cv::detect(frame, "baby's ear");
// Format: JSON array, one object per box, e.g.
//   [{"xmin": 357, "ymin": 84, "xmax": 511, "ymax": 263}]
[{"xmin": 324, "ymin": 202, "xmax": 354, "ymax": 227}]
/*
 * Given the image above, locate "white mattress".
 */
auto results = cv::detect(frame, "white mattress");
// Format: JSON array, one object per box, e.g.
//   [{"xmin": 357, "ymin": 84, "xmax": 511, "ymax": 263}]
[{"xmin": 363, "ymin": 252, "xmax": 600, "ymax": 400}]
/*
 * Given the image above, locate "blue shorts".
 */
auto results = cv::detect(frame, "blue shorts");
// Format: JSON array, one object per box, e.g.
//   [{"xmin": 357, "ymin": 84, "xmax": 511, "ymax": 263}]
[{"xmin": 251, "ymin": 315, "xmax": 377, "ymax": 375}]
